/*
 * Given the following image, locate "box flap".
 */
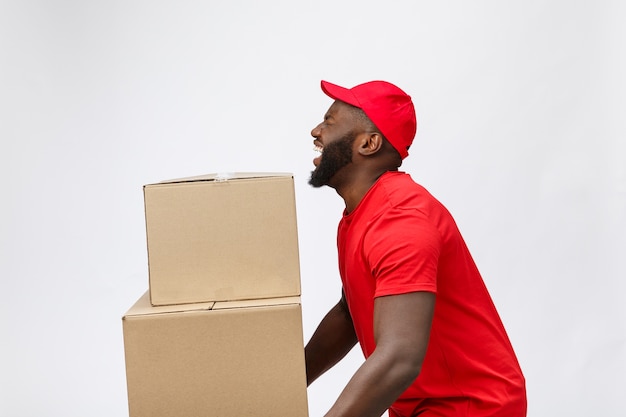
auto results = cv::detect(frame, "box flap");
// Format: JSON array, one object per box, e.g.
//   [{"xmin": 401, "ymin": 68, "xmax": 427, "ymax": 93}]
[
  {"xmin": 213, "ymin": 296, "xmax": 301, "ymax": 310},
  {"xmin": 123, "ymin": 291, "xmax": 215, "ymax": 318},
  {"xmin": 146, "ymin": 172, "xmax": 293, "ymax": 186}
]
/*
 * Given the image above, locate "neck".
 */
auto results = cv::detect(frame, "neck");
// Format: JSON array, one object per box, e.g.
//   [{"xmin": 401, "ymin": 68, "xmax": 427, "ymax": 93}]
[{"xmin": 333, "ymin": 167, "xmax": 396, "ymax": 214}]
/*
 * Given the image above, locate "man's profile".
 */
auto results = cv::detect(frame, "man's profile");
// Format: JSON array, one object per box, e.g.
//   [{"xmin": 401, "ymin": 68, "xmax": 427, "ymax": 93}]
[{"xmin": 304, "ymin": 80, "xmax": 527, "ymax": 417}]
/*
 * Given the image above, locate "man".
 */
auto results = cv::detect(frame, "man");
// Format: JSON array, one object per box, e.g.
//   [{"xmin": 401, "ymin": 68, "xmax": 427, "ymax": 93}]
[{"xmin": 304, "ymin": 80, "xmax": 527, "ymax": 417}]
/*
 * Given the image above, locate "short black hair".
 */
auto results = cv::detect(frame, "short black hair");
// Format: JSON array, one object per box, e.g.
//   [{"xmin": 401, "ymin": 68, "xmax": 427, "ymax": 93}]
[{"xmin": 346, "ymin": 104, "xmax": 379, "ymax": 134}]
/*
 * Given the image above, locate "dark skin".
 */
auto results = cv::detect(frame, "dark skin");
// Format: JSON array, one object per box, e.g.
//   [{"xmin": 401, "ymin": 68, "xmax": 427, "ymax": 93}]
[
  {"xmin": 306, "ymin": 101, "xmax": 436, "ymax": 417},
  {"xmin": 305, "ymin": 292, "xmax": 357, "ymax": 386}
]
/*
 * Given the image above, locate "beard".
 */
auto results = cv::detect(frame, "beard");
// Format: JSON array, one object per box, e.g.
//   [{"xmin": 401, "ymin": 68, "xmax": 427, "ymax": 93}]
[{"xmin": 308, "ymin": 132, "xmax": 356, "ymax": 188}]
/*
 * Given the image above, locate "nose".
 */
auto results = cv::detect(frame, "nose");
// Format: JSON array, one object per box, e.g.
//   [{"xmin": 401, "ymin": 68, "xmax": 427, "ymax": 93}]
[{"xmin": 310, "ymin": 123, "xmax": 321, "ymax": 139}]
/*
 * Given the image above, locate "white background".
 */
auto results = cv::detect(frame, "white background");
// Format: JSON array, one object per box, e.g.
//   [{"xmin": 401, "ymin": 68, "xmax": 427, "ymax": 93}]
[{"xmin": 1, "ymin": 1, "xmax": 625, "ymax": 416}]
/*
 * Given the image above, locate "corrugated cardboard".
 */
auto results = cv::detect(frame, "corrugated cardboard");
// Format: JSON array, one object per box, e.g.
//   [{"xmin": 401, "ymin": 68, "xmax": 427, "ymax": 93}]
[
  {"xmin": 122, "ymin": 291, "xmax": 309, "ymax": 417},
  {"xmin": 144, "ymin": 172, "xmax": 301, "ymax": 306}
]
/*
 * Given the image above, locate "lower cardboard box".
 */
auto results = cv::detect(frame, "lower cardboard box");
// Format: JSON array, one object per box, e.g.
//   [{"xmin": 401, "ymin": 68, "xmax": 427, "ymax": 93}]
[{"xmin": 122, "ymin": 292, "xmax": 309, "ymax": 417}]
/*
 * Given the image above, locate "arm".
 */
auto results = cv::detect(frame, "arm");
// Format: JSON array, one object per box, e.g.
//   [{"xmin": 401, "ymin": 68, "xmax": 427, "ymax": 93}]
[
  {"xmin": 325, "ymin": 291, "xmax": 435, "ymax": 417},
  {"xmin": 305, "ymin": 292, "xmax": 358, "ymax": 386}
]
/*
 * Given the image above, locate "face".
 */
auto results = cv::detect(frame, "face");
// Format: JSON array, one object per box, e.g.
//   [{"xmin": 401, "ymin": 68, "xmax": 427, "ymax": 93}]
[{"xmin": 308, "ymin": 101, "xmax": 359, "ymax": 188}]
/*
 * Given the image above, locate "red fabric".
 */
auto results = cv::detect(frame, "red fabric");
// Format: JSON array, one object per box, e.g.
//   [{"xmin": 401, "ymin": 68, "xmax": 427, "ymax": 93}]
[{"xmin": 337, "ymin": 171, "xmax": 526, "ymax": 417}]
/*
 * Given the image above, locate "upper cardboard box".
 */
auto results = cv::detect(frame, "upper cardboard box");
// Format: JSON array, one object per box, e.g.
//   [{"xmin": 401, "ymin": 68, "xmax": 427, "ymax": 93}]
[{"xmin": 144, "ymin": 172, "xmax": 301, "ymax": 306}]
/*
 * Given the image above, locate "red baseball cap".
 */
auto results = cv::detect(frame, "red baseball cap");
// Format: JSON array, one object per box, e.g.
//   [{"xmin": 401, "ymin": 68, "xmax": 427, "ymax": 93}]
[{"xmin": 320, "ymin": 80, "xmax": 417, "ymax": 159}]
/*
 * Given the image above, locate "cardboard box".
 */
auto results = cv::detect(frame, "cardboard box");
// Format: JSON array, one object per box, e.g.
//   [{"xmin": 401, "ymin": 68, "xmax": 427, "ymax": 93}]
[
  {"xmin": 122, "ymin": 291, "xmax": 309, "ymax": 417},
  {"xmin": 144, "ymin": 172, "xmax": 301, "ymax": 305}
]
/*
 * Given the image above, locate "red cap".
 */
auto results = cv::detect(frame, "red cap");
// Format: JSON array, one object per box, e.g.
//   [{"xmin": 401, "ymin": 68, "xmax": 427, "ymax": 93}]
[{"xmin": 320, "ymin": 80, "xmax": 417, "ymax": 159}]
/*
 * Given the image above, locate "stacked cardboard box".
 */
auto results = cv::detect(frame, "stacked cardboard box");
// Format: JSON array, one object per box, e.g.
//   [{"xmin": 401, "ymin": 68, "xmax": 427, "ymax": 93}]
[{"xmin": 122, "ymin": 173, "xmax": 309, "ymax": 417}]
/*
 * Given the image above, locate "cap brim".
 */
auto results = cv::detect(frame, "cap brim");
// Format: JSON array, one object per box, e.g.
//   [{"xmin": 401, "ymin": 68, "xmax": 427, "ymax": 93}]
[{"xmin": 321, "ymin": 80, "xmax": 360, "ymax": 108}]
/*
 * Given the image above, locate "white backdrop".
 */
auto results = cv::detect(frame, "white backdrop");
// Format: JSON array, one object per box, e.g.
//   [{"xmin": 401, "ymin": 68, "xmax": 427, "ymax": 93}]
[{"xmin": 1, "ymin": 1, "xmax": 625, "ymax": 416}]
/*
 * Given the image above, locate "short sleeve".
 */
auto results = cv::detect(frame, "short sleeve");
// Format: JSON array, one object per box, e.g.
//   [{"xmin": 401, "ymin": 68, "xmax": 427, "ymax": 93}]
[{"xmin": 362, "ymin": 209, "xmax": 441, "ymax": 298}]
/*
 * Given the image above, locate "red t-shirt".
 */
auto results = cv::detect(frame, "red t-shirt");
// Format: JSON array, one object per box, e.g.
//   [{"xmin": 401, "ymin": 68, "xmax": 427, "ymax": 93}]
[{"xmin": 337, "ymin": 171, "xmax": 526, "ymax": 417}]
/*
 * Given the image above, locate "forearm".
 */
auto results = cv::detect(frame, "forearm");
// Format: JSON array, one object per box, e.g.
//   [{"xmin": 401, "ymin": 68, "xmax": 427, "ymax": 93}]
[
  {"xmin": 324, "ymin": 347, "xmax": 420, "ymax": 417},
  {"xmin": 325, "ymin": 292, "xmax": 435, "ymax": 417},
  {"xmin": 305, "ymin": 298, "xmax": 358, "ymax": 386}
]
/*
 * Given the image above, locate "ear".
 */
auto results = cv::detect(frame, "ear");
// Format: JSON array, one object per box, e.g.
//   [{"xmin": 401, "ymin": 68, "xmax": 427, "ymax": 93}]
[{"xmin": 357, "ymin": 132, "xmax": 384, "ymax": 156}]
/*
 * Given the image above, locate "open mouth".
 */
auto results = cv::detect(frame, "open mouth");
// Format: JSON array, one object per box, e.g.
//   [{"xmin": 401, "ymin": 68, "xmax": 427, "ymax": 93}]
[{"xmin": 313, "ymin": 144, "xmax": 323, "ymax": 166}]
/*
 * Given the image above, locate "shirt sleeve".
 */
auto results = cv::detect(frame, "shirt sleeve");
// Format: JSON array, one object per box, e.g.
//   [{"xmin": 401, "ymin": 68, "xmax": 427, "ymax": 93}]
[{"xmin": 362, "ymin": 209, "xmax": 442, "ymax": 298}]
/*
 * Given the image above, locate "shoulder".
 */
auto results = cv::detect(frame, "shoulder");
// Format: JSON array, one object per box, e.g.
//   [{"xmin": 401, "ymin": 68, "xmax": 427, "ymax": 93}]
[
  {"xmin": 363, "ymin": 174, "xmax": 444, "ymax": 250},
  {"xmin": 364, "ymin": 206, "xmax": 442, "ymax": 249},
  {"xmin": 376, "ymin": 172, "xmax": 435, "ymax": 210}
]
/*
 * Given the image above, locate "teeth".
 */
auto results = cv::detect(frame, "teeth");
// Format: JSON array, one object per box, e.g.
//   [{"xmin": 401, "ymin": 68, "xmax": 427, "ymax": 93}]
[{"xmin": 313, "ymin": 145, "xmax": 323, "ymax": 153}]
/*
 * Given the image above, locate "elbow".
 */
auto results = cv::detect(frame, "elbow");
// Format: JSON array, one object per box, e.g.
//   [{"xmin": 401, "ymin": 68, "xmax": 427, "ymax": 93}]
[
  {"xmin": 382, "ymin": 348, "xmax": 424, "ymax": 389},
  {"xmin": 399, "ymin": 356, "xmax": 423, "ymax": 385}
]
